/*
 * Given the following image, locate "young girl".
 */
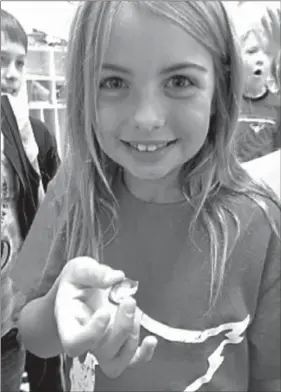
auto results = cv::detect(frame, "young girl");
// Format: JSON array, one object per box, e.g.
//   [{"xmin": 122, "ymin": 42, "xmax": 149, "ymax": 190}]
[
  {"xmin": 233, "ymin": 2, "xmax": 280, "ymax": 162},
  {"xmin": 13, "ymin": 1, "xmax": 280, "ymax": 391}
]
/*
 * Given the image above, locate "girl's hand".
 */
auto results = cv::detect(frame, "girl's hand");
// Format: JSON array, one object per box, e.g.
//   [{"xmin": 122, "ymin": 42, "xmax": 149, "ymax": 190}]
[
  {"xmin": 54, "ymin": 257, "xmax": 157, "ymax": 378},
  {"xmin": 261, "ymin": 7, "xmax": 280, "ymax": 57}
]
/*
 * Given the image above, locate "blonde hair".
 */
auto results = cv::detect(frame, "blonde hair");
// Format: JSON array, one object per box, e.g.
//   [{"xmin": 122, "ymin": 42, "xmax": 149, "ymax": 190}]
[
  {"xmin": 52, "ymin": 1, "xmax": 280, "ymax": 311},
  {"xmin": 232, "ymin": 2, "xmax": 281, "ymax": 95}
]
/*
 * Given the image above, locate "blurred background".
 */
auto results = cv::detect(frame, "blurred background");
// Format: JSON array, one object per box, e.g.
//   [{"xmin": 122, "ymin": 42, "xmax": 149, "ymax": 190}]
[{"xmin": 2, "ymin": 0, "xmax": 280, "ymax": 179}]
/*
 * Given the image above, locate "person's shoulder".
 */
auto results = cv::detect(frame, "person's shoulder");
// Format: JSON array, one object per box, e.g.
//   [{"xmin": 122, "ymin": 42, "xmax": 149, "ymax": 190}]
[
  {"xmin": 30, "ymin": 116, "xmax": 57, "ymax": 152},
  {"xmin": 29, "ymin": 116, "xmax": 50, "ymax": 135},
  {"xmin": 225, "ymin": 194, "xmax": 280, "ymax": 279},
  {"xmin": 241, "ymin": 91, "xmax": 279, "ymax": 115},
  {"xmin": 229, "ymin": 192, "xmax": 280, "ymax": 237},
  {"xmin": 263, "ymin": 91, "xmax": 280, "ymax": 109}
]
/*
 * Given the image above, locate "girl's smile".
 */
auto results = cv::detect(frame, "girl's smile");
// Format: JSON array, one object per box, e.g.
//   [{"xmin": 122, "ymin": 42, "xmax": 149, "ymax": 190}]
[{"xmin": 121, "ymin": 140, "xmax": 177, "ymax": 153}]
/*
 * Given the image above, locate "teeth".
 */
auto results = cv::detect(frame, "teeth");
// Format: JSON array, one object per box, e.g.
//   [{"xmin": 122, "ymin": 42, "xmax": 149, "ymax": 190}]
[
  {"xmin": 135, "ymin": 144, "xmax": 147, "ymax": 152},
  {"xmin": 147, "ymin": 145, "xmax": 158, "ymax": 152},
  {"xmin": 129, "ymin": 142, "xmax": 169, "ymax": 152}
]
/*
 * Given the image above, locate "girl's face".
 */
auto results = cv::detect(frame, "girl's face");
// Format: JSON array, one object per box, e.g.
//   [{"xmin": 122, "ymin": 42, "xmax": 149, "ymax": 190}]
[
  {"xmin": 241, "ymin": 32, "xmax": 270, "ymax": 93},
  {"xmin": 96, "ymin": 3, "xmax": 215, "ymax": 183}
]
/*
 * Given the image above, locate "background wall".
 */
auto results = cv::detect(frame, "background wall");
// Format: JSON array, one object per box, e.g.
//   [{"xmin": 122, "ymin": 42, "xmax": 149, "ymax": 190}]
[
  {"xmin": 1, "ymin": 1, "xmax": 78, "ymax": 40},
  {"xmin": 2, "ymin": 1, "xmax": 280, "ymax": 42}
]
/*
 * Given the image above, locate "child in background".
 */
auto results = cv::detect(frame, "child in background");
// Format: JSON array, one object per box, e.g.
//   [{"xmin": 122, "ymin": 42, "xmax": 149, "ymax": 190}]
[
  {"xmin": 1, "ymin": 9, "xmax": 62, "ymax": 392},
  {"xmin": 12, "ymin": 1, "xmax": 280, "ymax": 391},
  {"xmin": 261, "ymin": 5, "xmax": 281, "ymax": 150},
  {"xmin": 233, "ymin": 2, "xmax": 280, "ymax": 162},
  {"xmin": 243, "ymin": 5, "xmax": 281, "ymax": 198}
]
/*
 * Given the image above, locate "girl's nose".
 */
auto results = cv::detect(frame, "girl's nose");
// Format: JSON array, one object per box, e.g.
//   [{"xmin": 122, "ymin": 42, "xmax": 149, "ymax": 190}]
[
  {"xmin": 133, "ymin": 95, "xmax": 166, "ymax": 132},
  {"xmin": 256, "ymin": 59, "xmax": 264, "ymax": 67}
]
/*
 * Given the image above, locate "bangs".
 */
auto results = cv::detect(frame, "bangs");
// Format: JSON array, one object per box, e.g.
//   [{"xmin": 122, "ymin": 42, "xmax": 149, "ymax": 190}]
[{"xmin": 1, "ymin": 10, "xmax": 28, "ymax": 51}]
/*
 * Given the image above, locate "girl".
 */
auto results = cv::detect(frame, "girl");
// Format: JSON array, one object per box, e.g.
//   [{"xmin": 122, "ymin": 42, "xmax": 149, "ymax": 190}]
[
  {"xmin": 233, "ymin": 2, "xmax": 280, "ymax": 162},
  {"xmin": 13, "ymin": 1, "xmax": 280, "ymax": 391}
]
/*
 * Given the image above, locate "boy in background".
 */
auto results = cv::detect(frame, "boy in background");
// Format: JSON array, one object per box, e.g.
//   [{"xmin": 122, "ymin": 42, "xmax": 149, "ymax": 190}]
[{"xmin": 1, "ymin": 9, "xmax": 62, "ymax": 392}]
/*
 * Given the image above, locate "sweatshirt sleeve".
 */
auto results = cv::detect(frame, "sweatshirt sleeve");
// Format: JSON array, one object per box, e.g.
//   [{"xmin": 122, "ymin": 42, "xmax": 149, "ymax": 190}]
[
  {"xmin": 248, "ymin": 223, "xmax": 281, "ymax": 391},
  {"xmin": 10, "ymin": 167, "xmax": 67, "ymax": 301}
]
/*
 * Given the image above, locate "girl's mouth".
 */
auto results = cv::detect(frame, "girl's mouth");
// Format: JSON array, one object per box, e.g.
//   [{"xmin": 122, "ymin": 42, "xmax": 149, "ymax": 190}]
[
  {"xmin": 122, "ymin": 140, "xmax": 177, "ymax": 152},
  {"xmin": 253, "ymin": 69, "xmax": 262, "ymax": 76}
]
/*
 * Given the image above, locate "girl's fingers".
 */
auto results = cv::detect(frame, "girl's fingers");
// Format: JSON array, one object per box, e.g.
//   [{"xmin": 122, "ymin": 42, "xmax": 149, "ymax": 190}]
[
  {"xmin": 95, "ymin": 297, "xmax": 137, "ymax": 360},
  {"xmin": 58, "ymin": 307, "xmax": 111, "ymax": 358},
  {"xmin": 264, "ymin": 8, "xmax": 280, "ymax": 41},
  {"xmin": 129, "ymin": 335, "xmax": 158, "ymax": 367},
  {"xmin": 65, "ymin": 257, "xmax": 125, "ymax": 289},
  {"xmin": 98, "ymin": 334, "xmax": 158, "ymax": 378},
  {"xmin": 97, "ymin": 319, "xmax": 140, "ymax": 378}
]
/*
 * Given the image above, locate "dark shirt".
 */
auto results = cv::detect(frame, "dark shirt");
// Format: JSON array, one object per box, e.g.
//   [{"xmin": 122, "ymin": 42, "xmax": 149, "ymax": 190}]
[{"xmin": 236, "ymin": 90, "xmax": 280, "ymax": 162}]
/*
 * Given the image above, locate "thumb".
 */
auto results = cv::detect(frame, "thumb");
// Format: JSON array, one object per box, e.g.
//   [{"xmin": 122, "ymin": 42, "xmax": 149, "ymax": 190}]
[{"xmin": 64, "ymin": 257, "xmax": 125, "ymax": 289}]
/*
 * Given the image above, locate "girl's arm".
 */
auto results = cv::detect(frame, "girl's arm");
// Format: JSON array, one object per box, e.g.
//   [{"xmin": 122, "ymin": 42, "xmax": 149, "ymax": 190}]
[
  {"xmin": 13, "ymin": 171, "xmax": 157, "ymax": 376},
  {"xmin": 18, "ymin": 260, "xmax": 124, "ymax": 358},
  {"xmin": 18, "ymin": 277, "xmax": 63, "ymax": 358},
  {"xmin": 18, "ymin": 257, "xmax": 158, "ymax": 378},
  {"xmin": 248, "ymin": 225, "xmax": 281, "ymax": 391}
]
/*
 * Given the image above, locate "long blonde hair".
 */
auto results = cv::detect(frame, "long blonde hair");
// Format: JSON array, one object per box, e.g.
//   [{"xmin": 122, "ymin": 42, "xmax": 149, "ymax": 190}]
[{"xmin": 52, "ymin": 1, "xmax": 280, "ymax": 310}]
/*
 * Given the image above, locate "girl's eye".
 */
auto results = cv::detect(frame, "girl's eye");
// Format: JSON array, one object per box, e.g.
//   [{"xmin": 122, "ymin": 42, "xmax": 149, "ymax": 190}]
[
  {"xmin": 16, "ymin": 60, "xmax": 25, "ymax": 69},
  {"xmin": 246, "ymin": 47, "xmax": 258, "ymax": 55},
  {"xmin": 165, "ymin": 75, "xmax": 191, "ymax": 89},
  {"xmin": 99, "ymin": 77, "xmax": 128, "ymax": 90}
]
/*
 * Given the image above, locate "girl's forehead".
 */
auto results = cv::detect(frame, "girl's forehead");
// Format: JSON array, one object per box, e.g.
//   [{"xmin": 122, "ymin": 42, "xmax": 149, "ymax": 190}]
[
  {"xmin": 243, "ymin": 31, "xmax": 269, "ymax": 52},
  {"xmin": 104, "ymin": 2, "xmax": 212, "ymax": 70},
  {"xmin": 111, "ymin": 2, "xmax": 168, "ymax": 41},
  {"xmin": 243, "ymin": 32, "xmax": 260, "ymax": 47}
]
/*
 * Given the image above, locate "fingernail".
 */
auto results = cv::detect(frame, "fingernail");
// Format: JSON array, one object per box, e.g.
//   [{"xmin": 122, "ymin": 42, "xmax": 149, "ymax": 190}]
[
  {"xmin": 131, "ymin": 321, "xmax": 140, "ymax": 338},
  {"xmin": 122, "ymin": 298, "xmax": 136, "ymax": 317},
  {"xmin": 115, "ymin": 270, "xmax": 125, "ymax": 279},
  {"xmin": 105, "ymin": 269, "xmax": 125, "ymax": 281}
]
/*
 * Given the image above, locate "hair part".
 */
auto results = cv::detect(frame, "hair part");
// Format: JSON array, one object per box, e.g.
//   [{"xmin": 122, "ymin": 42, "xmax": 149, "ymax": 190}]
[{"xmin": 1, "ymin": 9, "xmax": 28, "ymax": 52}]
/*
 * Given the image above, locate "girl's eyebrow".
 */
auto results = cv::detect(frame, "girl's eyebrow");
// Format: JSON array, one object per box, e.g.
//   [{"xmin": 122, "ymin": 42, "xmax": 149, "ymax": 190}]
[
  {"xmin": 102, "ymin": 63, "xmax": 132, "ymax": 75},
  {"xmin": 101, "ymin": 62, "xmax": 208, "ymax": 75},
  {"xmin": 160, "ymin": 62, "xmax": 208, "ymax": 75}
]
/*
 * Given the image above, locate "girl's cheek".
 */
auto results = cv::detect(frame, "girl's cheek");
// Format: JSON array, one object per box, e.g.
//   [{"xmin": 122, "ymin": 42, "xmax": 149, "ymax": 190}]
[
  {"xmin": 98, "ymin": 109, "xmax": 119, "ymax": 134},
  {"xmin": 99, "ymin": 106, "xmax": 133, "ymax": 137}
]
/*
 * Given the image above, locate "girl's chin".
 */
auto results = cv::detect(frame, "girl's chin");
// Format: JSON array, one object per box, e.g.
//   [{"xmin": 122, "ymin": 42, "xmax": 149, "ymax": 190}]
[{"xmin": 243, "ymin": 82, "xmax": 267, "ymax": 96}]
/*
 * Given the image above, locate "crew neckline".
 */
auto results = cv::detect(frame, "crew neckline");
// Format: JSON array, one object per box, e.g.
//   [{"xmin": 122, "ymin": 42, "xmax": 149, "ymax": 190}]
[
  {"xmin": 115, "ymin": 172, "xmax": 190, "ymax": 208},
  {"xmin": 243, "ymin": 87, "xmax": 269, "ymax": 102}
]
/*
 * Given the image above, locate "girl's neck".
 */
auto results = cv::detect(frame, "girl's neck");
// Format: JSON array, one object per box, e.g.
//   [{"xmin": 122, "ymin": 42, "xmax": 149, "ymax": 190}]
[{"xmin": 123, "ymin": 169, "xmax": 185, "ymax": 204}]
